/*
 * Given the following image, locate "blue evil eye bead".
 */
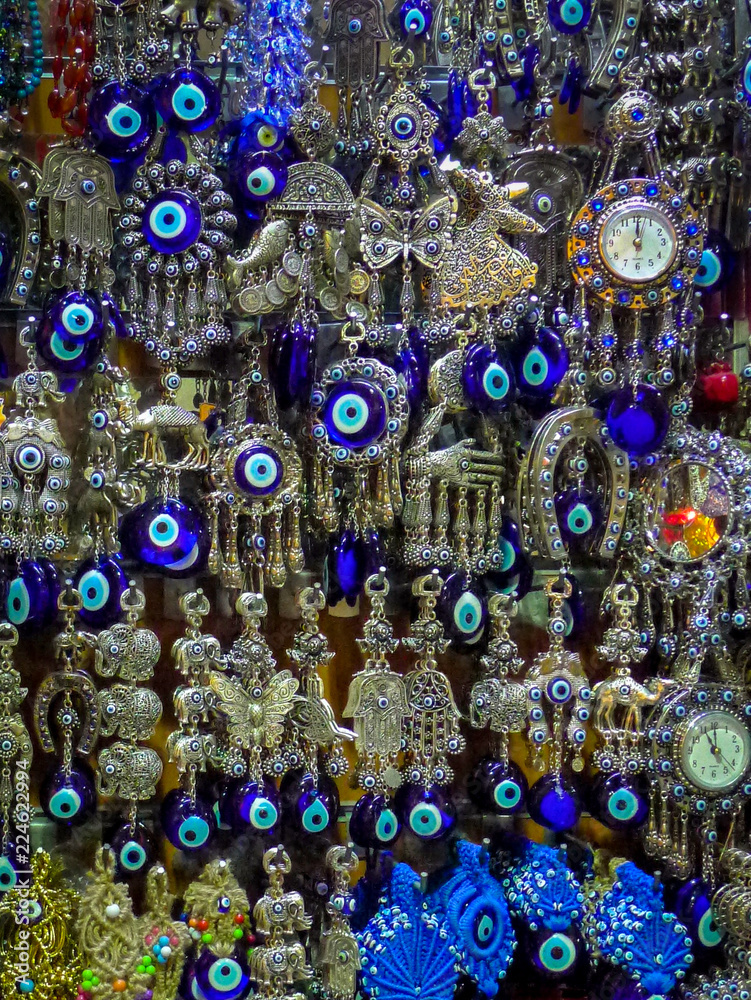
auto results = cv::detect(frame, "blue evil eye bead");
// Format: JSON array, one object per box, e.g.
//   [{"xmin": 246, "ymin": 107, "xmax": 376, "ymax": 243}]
[
  {"xmin": 142, "ymin": 190, "xmax": 202, "ymax": 255},
  {"xmin": 329, "ymin": 528, "xmax": 367, "ymax": 605},
  {"xmin": 349, "ymin": 792, "xmax": 401, "ymax": 848},
  {"xmin": 590, "ymin": 771, "xmax": 649, "ymax": 830},
  {"xmin": 88, "ymin": 80, "xmax": 156, "ymax": 161},
  {"xmin": 235, "ymin": 151, "xmax": 288, "ymax": 206},
  {"xmin": 233, "ymin": 779, "xmax": 280, "ymax": 834},
  {"xmin": 606, "ymin": 382, "xmax": 670, "ymax": 456},
  {"xmin": 48, "ymin": 289, "xmax": 103, "ymax": 341},
  {"xmin": 194, "ymin": 948, "xmax": 251, "ymax": 1000},
  {"xmin": 398, "ymin": 0, "xmax": 434, "ymax": 35},
  {"xmin": 693, "ymin": 229, "xmax": 734, "ymax": 294},
  {"xmin": 486, "ymin": 516, "xmax": 533, "ymax": 600},
  {"xmin": 161, "ymin": 788, "xmax": 217, "ymax": 852},
  {"xmin": 527, "ymin": 927, "xmax": 582, "ymax": 978},
  {"xmin": 394, "ymin": 325, "xmax": 430, "ymax": 411},
  {"xmin": 36, "ymin": 289, "xmax": 106, "ymax": 373},
  {"xmin": 3, "ymin": 560, "xmax": 51, "ymax": 628},
  {"xmin": 154, "ymin": 68, "xmax": 221, "ymax": 132},
  {"xmin": 741, "ymin": 53, "xmax": 751, "ymax": 103},
  {"xmin": 554, "ymin": 487, "xmax": 603, "ymax": 548},
  {"xmin": 40, "ymin": 759, "xmax": 96, "ymax": 826},
  {"xmin": 462, "ymin": 343, "xmax": 515, "ymax": 414},
  {"xmin": 673, "ymin": 877, "xmax": 725, "ymax": 956},
  {"xmin": 119, "ymin": 495, "xmax": 208, "ymax": 578},
  {"xmin": 281, "ymin": 770, "xmax": 340, "ymax": 835},
  {"xmin": 438, "ymin": 571, "xmax": 488, "ymax": 646},
  {"xmin": 236, "ymin": 109, "xmax": 287, "ymax": 155},
  {"xmin": 0, "ymin": 847, "xmax": 17, "ymax": 893},
  {"xmin": 527, "ymin": 773, "xmax": 581, "ymax": 832},
  {"xmin": 111, "ymin": 821, "xmax": 155, "ymax": 876},
  {"xmin": 468, "ymin": 756, "xmax": 528, "ymax": 816},
  {"xmin": 322, "ymin": 379, "xmax": 388, "ymax": 449},
  {"xmin": 547, "ymin": 0, "xmax": 591, "ymax": 32},
  {"xmin": 233, "ymin": 445, "xmax": 284, "ymax": 498},
  {"xmin": 73, "ymin": 554, "xmax": 128, "ymax": 627},
  {"xmin": 269, "ymin": 320, "xmax": 317, "ymax": 411},
  {"xmin": 395, "ymin": 783, "xmax": 456, "ymax": 840},
  {"xmin": 515, "ymin": 327, "xmax": 569, "ymax": 399}
]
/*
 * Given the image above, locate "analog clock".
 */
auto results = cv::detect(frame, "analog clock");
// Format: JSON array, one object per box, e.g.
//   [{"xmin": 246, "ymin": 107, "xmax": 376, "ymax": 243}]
[
  {"xmin": 679, "ymin": 710, "xmax": 751, "ymax": 794},
  {"xmin": 568, "ymin": 178, "xmax": 703, "ymax": 309}
]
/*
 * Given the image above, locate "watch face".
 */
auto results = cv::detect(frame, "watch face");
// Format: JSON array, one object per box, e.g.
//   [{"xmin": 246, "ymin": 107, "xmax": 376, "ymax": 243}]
[
  {"xmin": 599, "ymin": 204, "xmax": 678, "ymax": 282},
  {"xmin": 679, "ymin": 710, "xmax": 751, "ymax": 793}
]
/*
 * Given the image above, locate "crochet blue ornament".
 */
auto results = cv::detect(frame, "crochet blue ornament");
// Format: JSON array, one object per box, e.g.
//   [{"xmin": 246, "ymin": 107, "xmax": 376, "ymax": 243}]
[
  {"xmin": 358, "ymin": 863, "xmax": 460, "ymax": 1000},
  {"xmin": 428, "ymin": 841, "xmax": 516, "ymax": 997}
]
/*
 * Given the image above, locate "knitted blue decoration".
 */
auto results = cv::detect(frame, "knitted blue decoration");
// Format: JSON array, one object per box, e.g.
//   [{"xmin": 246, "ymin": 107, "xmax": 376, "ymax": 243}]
[
  {"xmin": 428, "ymin": 841, "xmax": 516, "ymax": 997},
  {"xmin": 497, "ymin": 841, "xmax": 585, "ymax": 932},
  {"xmin": 358, "ymin": 863, "xmax": 460, "ymax": 1000}
]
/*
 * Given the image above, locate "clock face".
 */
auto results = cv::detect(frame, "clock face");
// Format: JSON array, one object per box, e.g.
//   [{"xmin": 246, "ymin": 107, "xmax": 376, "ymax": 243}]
[
  {"xmin": 599, "ymin": 204, "xmax": 678, "ymax": 283},
  {"xmin": 679, "ymin": 710, "xmax": 751, "ymax": 793}
]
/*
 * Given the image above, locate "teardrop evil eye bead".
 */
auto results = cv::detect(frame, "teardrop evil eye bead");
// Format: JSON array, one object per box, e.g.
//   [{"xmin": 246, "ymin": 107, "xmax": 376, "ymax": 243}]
[
  {"xmin": 468, "ymin": 756, "xmax": 528, "ymax": 816},
  {"xmin": 526, "ymin": 926, "xmax": 583, "ymax": 979},
  {"xmin": 281, "ymin": 770, "xmax": 340, "ymax": 835},
  {"xmin": 515, "ymin": 327, "xmax": 569, "ymax": 400},
  {"xmin": 605, "ymin": 382, "xmax": 670, "ymax": 456},
  {"xmin": 394, "ymin": 325, "xmax": 430, "ymax": 411},
  {"xmin": 398, "ymin": 0, "xmax": 433, "ymax": 35},
  {"xmin": 438, "ymin": 571, "xmax": 488, "ymax": 646},
  {"xmin": 547, "ymin": 0, "xmax": 592, "ymax": 33},
  {"xmin": 349, "ymin": 792, "xmax": 401, "ymax": 848},
  {"xmin": 161, "ymin": 788, "xmax": 217, "ymax": 852},
  {"xmin": 153, "ymin": 67, "xmax": 221, "ymax": 132},
  {"xmin": 120, "ymin": 496, "xmax": 208, "ymax": 578},
  {"xmin": 527, "ymin": 773, "xmax": 581, "ymax": 832},
  {"xmin": 111, "ymin": 821, "xmax": 155, "ymax": 876},
  {"xmin": 269, "ymin": 320, "xmax": 317, "ymax": 410},
  {"xmin": 88, "ymin": 80, "xmax": 156, "ymax": 161},
  {"xmin": 590, "ymin": 771, "xmax": 649, "ymax": 830},
  {"xmin": 233, "ymin": 779, "xmax": 281, "ymax": 834},
  {"xmin": 3, "ymin": 559, "xmax": 55, "ymax": 629},
  {"xmin": 73, "ymin": 553, "xmax": 128, "ymax": 627},
  {"xmin": 40, "ymin": 758, "xmax": 97, "ymax": 826},
  {"xmin": 672, "ymin": 877, "xmax": 726, "ymax": 957},
  {"xmin": 234, "ymin": 151, "xmax": 288, "ymax": 208},
  {"xmin": 693, "ymin": 229, "xmax": 734, "ymax": 294},
  {"xmin": 554, "ymin": 487, "xmax": 603, "ymax": 548},
  {"xmin": 395, "ymin": 783, "xmax": 456, "ymax": 840},
  {"xmin": 194, "ymin": 947, "xmax": 251, "ymax": 1000},
  {"xmin": 462, "ymin": 343, "xmax": 515, "ymax": 414}
]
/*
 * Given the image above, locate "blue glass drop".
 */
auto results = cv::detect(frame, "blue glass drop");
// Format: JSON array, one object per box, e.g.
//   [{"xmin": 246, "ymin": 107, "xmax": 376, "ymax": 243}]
[
  {"xmin": 40, "ymin": 758, "xmax": 97, "ymax": 826},
  {"xmin": 395, "ymin": 325, "xmax": 429, "ymax": 410},
  {"xmin": 395, "ymin": 783, "xmax": 456, "ymax": 840},
  {"xmin": 462, "ymin": 342, "xmax": 515, "ymax": 413},
  {"xmin": 330, "ymin": 529, "xmax": 367, "ymax": 605},
  {"xmin": 590, "ymin": 771, "xmax": 649, "ymax": 830},
  {"xmin": 605, "ymin": 383, "xmax": 670, "ymax": 456},
  {"xmin": 194, "ymin": 947, "xmax": 251, "ymax": 1000},
  {"xmin": 555, "ymin": 487, "xmax": 603, "ymax": 548},
  {"xmin": 438, "ymin": 571, "xmax": 488, "ymax": 646},
  {"xmin": 120, "ymin": 495, "xmax": 208, "ymax": 577},
  {"xmin": 111, "ymin": 821, "xmax": 155, "ymax": 876},
  {"xmin": 88, "ymin": 80, "xmax": 156, "ymax": 161},
  {"xmin": 350, "ymin": 792, "xmax": 401, "ymax": 848},
  {"xmin": 161, "ymin": 788, "xmax": 217, "ymax": 852},
  {"xmin": 153, "ymin": 68, "xmax": 221, "ymax": 133},
  {"xmin": 269, "ymin": 319, "xmax": 317, "ymax": 410},
  {"xmin": 515, "ymin": 326, "xmax": 569, "ymax": 400},
  {"xmin": 527, "ymin": 773, "xmax": 581, "ymax": 831},
  {"xmin": 73, "ymin": 553, "xmax": 128, "ymax": 627}
]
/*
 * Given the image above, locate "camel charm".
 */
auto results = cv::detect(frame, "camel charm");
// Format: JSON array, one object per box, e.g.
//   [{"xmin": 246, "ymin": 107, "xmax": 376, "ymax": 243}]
[
  {"xmin": 592, "ymin": 673, "xmax": 676, "ymax": 740},
  {"xmin": 131, "ymin": 404, "xmax": 210, "ymax": 472}
]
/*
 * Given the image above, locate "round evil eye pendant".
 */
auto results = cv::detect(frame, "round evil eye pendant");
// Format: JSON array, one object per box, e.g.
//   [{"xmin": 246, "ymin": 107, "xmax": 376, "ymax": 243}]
[
  {"xmin": 161, "ymin": 788, "xmax": 217, "ymax": 852},
  {"xmin": 141, "ymin": 190, "xmax": 203, "ymax": 255},
  {"xmin": 111, "ymin": 821, "xmax": 155, "ymax": 877},
  {"xmin": 73, "ymin": 554, "xmax": 128, "ymax": 627},
  {"xmin": 88, "ymin": 80, "xmax": 156, "ymax": 161},
  {"xmin": 590, "ymin": 771, "xmax": 649, "ymax": 830},
  {"xmin": 233, "ymin": 151, "xmax": 288, "ymax": 209},
  {"xmin": 119, "ymin": 496, "xmax": 208, "ymax": 577},
  {"xmin": 154, "ymin": 68, "xmax": 221, "ymax": 132},
  {"xmin": 555, "ymin": 487, "xmax": 603, "ymax": 549},
  {"xmin": 547, "ymin": 0, "xmax": 592, "ymax": 33},
  {"xmin": 398, "ymin": 0, "xmax": 434, "ymax": 35},
  {"xmin": 515, "ymin": 327, "xmax": 569, "ymax": 400},
  {"xmin": 233, "ymin": 779, "xmax": 281, "ymax": 834},
  {"xmin": 526, "ymin": 926, "xmax": 583, "ymax": 978},
  {"xmin": 396, "ymin": 783, "xmax": 456, "ymax": 840},
  {"xmin": 40, "ymin": 758, "xmax": 97, "ymax": 826},
  {"xmin": 194, "ymin": 947, "xmax": 251, "ymax": 1000},
  {"xmin": 462, "ymin": 343, "xmax": 515, "ymax": 414},
  {"xmin": 437, "ymin": 571, "xmax": 488, "ymax": 647},
  {"xmin": 3, "ymin": 559, "xmax": 58, "ymax": 629},
  {"xmin": 468, "ymin": 756, "xmax": 528, "ymax": 816},
  {"xmin": 235, "ymin": 110, "xmax": 288, "ymax": 155},
  {"xmin": 36, "ymin": 290, "xmax": 107, "ymax": 374}
]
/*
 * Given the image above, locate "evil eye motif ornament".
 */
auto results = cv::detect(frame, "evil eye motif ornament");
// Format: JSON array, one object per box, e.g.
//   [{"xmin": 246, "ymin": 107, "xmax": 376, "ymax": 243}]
[
  {"xmin": 119, "ymin": 496, "xmax": 208, "ymax": 578},
  {"xmin": 88, "ymin": 81, "xmax": 157, "ymax": 161},
  {"xmin": 153, "ymin": 68, "xmax": 222, "ymax": 133},
  {"xmin": 119, "ymin": 150, "xmax": 237, "ymax": 364},
  {"xmin": 568, "ymin": 179, "xmax": 703, "ymax": 309},
  {"xmin": 36, "ymin": 289, "xmax": 108, "ymax": 373}
]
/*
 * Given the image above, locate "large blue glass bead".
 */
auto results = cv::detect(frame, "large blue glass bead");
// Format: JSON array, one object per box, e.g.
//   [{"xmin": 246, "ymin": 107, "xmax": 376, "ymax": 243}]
[
  {"xmin": 590, "ymin": 771, "xmax": 649, "ymax": 830},
  {"xmin": 330, "ymin": 528, "xmax": 367, "ymax": 604},
  {"xmin": 235, "ymin": 110, "xmax": 288, "ymax": 155},
  {"xmin": 322, "ymin": 379, "xmax": 387, "ymax": 448},
  {"xmin": 120, "ymin": 496, "xmax": 208, "ymax": 577},
  {"xmin": 547, "ymin": 0, "xmax": 592, "ymax": 33},
  {"xmin": 234, "ymin": 151, "xmax": 288, "ymax": 206},
  {"xmin": 4, "ymin": 559, "xmax": 54, "ymax": 628},
  {"xmin": 673, "ymin": 877, "xmax": 725, "ymax": 957},
  {"xmin": 394, "ymin": 325, "xmax": 429, "ymax": 411},
  {"xmin": 141, "ymin": 190, "xmax": 202, "ymax": 255},
  {"xmin": 233, "ymin": 444, "xmax": 284, "ymax": 498},
  {"xmin": 555, "ymin": 487, "xmax": 603, "ymax": 548},
  {"xmin": 486, "ymin": 517, "xmax": 533, "ymax": 599},
  {"xmin": 281, "ymin": 770, "xmax": 340, "ymax": 835},
  {"xmin": 161, "ymin": 788, "xmax": 216, "ymax": 852},
  {"xmin": 45, "ymin": 289, "xmax": 104, "ymax": 342},
  {"xmin": 526, "ymin": 926, "xmax": 583, "ymax": 978},
  {"xmin": 349, "ymin": 792, "xmax": 401, "ymax": 848},
  {"xmin": 111, "ymin": 821, "xmax": 155, "ymax": 876},
  {"xmin": 40, "ymin": 759, "xmax": 97, "ymax": 825},
  {"xmin": 438, "ymin": 571, "xmax": 488, "ymax": 646},
  {"xmin": 269, "ymin": 320, "xmax": 316, "ymax": 410},
  {"xmin": 36, "ymin": 315, "xmax": 104, "ymax": 373},
  {"xmin": 73, "ymin": 554, "xmax": 128, "ymax": 627},
  {"xmin": 527, "ymin": 773, "xmax": 581, "ymax": 831},
  {"xmin": 194, "ymin": 947, "xmax": 251, "ymax": 1000},
  {"xmin": 605, "ymin": 383, "xmax": 669, "ymax": 456},
  {"xmin": 233, "ymin": 779, "xmax": 280, "ymax": 834},
  {"xmin": 154, "ymin": 68, "xmax": 221, "ymax": 132},
  {"xmin": 395, "ymin": 783, "xmax": 456, "ymax": 840},
  {"xmin": 398, "ymin": 0, "xmax": 433, "ymax": 35},
  {"xmin": 88, "ymin": 80, "xmax": 156, "ymax": 161},
  {"xmin": 468, "ymin": 756, "xmax": 528, "ymax": 816},
  {"xmin": 0, "ymin": 844, "xmax": 18, "ymax": 893},
  {"xmin": 515, "ymin": 327, "xmax": 569, "ymax": 399},
  {"xmin": 694, "ymin": 229, "xmax": 734, "ymax": 294},
  {"xmin": 462, "ymin": 343, "xmax": 515, "ymax": 413}
]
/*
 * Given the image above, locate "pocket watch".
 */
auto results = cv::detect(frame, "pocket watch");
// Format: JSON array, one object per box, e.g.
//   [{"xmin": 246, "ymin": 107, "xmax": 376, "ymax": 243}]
[
  {"xmin": 568, "ymin": 178, "xmax": 703, "ymax": 309},
  {"xmin": 650, "ymin": 684, "xmax": 751, "ymax": 814}
]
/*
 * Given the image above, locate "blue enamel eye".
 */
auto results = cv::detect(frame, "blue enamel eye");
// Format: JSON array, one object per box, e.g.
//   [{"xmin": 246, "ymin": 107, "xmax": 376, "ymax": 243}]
[
  {"xmin": 409, "ymin": 802, "xmax": 442, "ymax": 836},
  {"xmin": 302, "ymin": 798, "xmax": 330, "ymax": 832},
  {"xmin": 119, "ymin": 840, "xmax": 148, "ymax": 872},
  {"xmin": 536, "ymin": 932, "xmax": 578, "ymax": 973},
  {"xmin": 14, "ymin": 444, "xmax": 45, "ymax": 474},
  {"xmin": 522, "ymin": 347, "xmax": 549, "ymax": 386},
  {"xmin": 463, "ymin": 344, "xmax": 515, "ymax": 413},
  {"xmin": 249, "ymin": 797, "xmax": 279, "ymax": 830},
  {"xmin": 49, "ymin": 788, "xmax": 82, "ymax": 819},
  {"xmin": 236, "ymin": 110, "xmax": 286, "ymax": 154},
  {"xmin": 154, "ymin": 68, "xmax": 221, "ymax": 132},
  {"xmin": 120, "ymin": 496, "xmax": 208, "ymax": 578},
  {"xmin": 493, "ymin": 778, "xmax": 523, "ymax": 810},
  {"xmin": 698, "ymin": 907, "xmax": 723, "ymax": 948},
  {"xmin": 438, "ymin": 572, "xmax": 487, "ymax": 646},
  {"xmin": 6, "ymin": 578, "xmax": 30, "ymax": 625},
  {"xmin": 236, "ymin": 151, "xmax": 288, "ymax": 205},
  {"xmin": 607, "ymin": 787, "xmax": 640, "ymax": 821},
  {"xmin": 149, "ymin": 514, "xmax": 180, "ymax": 548},
  {"xmin": 375, "ymin": 808, "xmax": 399, "ymax": 842},
  {"xmin": 142, "ymin": 191, "xmax": 202, "ymax": 254},
  {"xmin": 89, "ymin": 80, "xmax": 156, "ymax": 160},
  {"xmin": 534, "ymin": 192, "xmax": 553, "ymax": 214},
  {"xmin": 195, "ymin": 950, "xmax": 251, "ymax": 1000},
  {"xmin": 399, "ymin": 0, "xmax": 433, "ymax": 35},
  {"xmin": 546, "ymin": 677, "xmax": 572, "ymax": 703},
  {"xmin": 566, "ymin": 503, "xmax": 593, "ymax": 535},
  {"xmin": 0, "ymin": 855, "xmax": 17, "ymax": 892},
  {"xmin": 516, "ymin": 328, "xmax": 569, "ymax": 399},
  {"xmin": 208, "ymin": 958, "xmax": 243, "ymax": 992},
  {"xmin": 78, "ymin": 568, "xmax": 110, "ymax": 611},
  {"xmin": 322, "ymin": 380, "xmax": 388, "ymax": 448},
  {"xmin": 392, "ymin": 113, "xmax": 418, "ymax": 139},
  {"xmin": 233, "ymin": 445, "xmax": 283, "ymax": 497},
  {"xmin": 547, "ymin": 0, "xmax": 591, "ymax": 32}
]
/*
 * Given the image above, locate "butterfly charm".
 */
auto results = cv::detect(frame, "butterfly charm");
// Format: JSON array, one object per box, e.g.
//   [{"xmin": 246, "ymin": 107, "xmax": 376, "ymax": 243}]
[
  {"xmin": 209, "ymin": 668, "xmax": 299, "ymax": 752},
  {"xmin": 358, "ymin": 197, "xmax": 456, "ymax": 271}
]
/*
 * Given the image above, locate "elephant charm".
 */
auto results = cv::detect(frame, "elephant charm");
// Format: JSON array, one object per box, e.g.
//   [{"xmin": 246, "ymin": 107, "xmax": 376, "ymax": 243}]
[
  {"xmin": 166, "ymin": 730, "xmax": 216, "ymax": 773},
  {"xmin": 470, "ymin": 677, "xmax": 527, "ymax": 734},
  {"xmin": 98, "ymin": 684, "xmax": 163, "ymax": 740},
  {"xmin": 98, "ymin": 743, "xmax": 163, "ymax": 800}
]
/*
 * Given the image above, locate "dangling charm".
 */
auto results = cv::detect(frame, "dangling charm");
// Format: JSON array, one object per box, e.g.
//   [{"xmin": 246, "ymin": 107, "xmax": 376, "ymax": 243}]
[
  {"xmin": 320, "ymin": 845, "xmax": 360, "ymax": 1000},
  {"xmin": 136, "ymin": 864, "xmax": 190, "ymax": 1000}
]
